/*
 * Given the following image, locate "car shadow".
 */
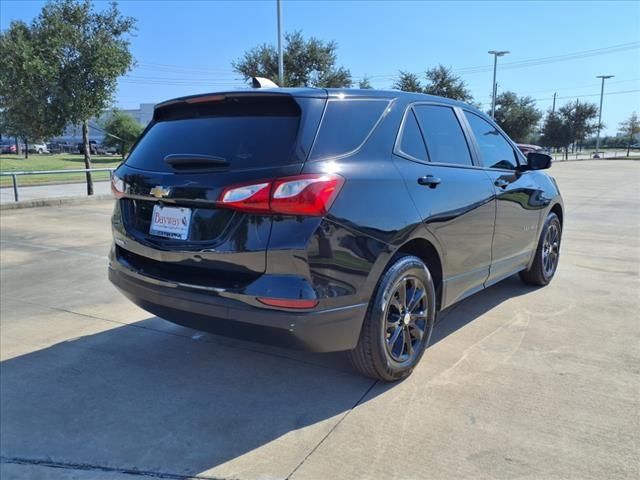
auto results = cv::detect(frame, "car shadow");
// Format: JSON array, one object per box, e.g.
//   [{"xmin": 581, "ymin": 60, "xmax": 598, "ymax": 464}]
[
  {"xmin": 0, "ymin": 274, "xmax": 536, "ymax": 477},
  {"xmin": 432, "ymin": 274, "xmax": 538, "ymax": 345}
]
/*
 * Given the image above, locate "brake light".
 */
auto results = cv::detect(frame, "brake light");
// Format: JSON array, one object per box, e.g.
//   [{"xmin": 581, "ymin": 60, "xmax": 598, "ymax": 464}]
[
  {"xmin": 218, "ymin": 174, "xmax": 344, "ymax": 216},
  {"xmin": 111, "ymin": 173, "xmax": 125, "ymax": 198}
]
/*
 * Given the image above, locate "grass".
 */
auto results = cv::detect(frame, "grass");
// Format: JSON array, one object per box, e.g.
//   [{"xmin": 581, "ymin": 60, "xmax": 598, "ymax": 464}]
[{"xmin": 0, "ymin": 153, "xmax": 122, "ymax": 187}]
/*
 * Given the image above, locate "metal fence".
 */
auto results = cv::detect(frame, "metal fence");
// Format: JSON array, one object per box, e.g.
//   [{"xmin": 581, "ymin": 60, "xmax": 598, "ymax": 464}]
[{"xmin": 0, "ymin": 168, "xmax": 115, "ymax": 202}]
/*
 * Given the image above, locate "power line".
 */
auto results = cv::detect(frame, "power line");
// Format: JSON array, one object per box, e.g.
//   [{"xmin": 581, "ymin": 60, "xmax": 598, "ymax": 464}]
[
  {"xmin": 455, "ymin": 42, "xmax": 640, "ymax": 74},
  {"xmin": 348, "ymin": 41, "xmax": 640, "ymax": 81}
]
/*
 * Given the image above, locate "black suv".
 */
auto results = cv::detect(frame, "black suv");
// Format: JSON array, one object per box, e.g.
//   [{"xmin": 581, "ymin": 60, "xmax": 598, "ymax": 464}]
[{"xmin": 109, "ymin": 89, "xmax": 563, "ymax": 381}]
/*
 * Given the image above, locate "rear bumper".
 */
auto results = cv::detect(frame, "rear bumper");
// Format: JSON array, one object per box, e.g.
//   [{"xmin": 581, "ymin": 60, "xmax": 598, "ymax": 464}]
[{"xmin": 108, "ymin": 254, "xmax": 367, "ymax": 352}]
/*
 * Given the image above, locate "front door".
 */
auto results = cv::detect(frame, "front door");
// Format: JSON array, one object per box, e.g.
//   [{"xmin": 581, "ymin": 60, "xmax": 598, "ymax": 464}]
[{"xmin": 462, "ymin": 111, "xmax": 543, "ymax": 284}]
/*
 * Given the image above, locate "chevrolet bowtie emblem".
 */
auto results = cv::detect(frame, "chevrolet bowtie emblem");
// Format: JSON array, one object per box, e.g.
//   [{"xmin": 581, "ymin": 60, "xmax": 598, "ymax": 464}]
[{"xmin": 150, "ymin": 186, "xmax": 171, "ymax": 198}]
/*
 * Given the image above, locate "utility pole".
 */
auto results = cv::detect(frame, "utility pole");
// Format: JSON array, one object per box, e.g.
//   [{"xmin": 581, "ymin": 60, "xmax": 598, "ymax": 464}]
[
  {"xmin": 551, "ymin": 92, "xmax": 557, "ymax": 114},
  {"xmin": 594, "ymin": 74, "xmax": 614, "ymax": 158},
  {"xmin": 277, "ymin": 0, "xmax": 284, "ymax": 87},
  {"xmin": 488, "ymin": 50, "xmax": 509, "ymax": 118}
]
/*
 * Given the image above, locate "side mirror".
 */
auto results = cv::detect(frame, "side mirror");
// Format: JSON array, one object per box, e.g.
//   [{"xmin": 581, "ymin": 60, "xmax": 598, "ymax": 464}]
[{"xmin": 526, "ymin": 152, "xmax": 552, "ymax": 170}]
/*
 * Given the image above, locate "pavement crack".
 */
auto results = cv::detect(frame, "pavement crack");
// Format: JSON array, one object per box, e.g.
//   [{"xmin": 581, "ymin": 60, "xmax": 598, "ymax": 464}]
[
  {"xmin": 285, "ymin": 379, "xmax": 378, "ymax": 480},
  {"xmin": 0, "ymin": 456, "xmax": 227, "ymax": 480}
]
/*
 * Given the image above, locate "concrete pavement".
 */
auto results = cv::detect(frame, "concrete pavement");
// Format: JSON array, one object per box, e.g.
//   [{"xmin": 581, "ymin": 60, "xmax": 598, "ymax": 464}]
[
  {"xmin": 0, "ymin": 180, "xmax": 111, "ymax": 204},
  {"xmin": 1, "ymin": 161, "xmax": 639, "ymax": 479}
]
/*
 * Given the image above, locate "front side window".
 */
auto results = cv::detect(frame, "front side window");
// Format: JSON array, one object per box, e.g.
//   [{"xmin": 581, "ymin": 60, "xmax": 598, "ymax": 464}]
[
  {"xmin": 414, "ymin": 105, "xmax": 473, "ymax": 166},
  {"xmin": 465, "ymin": 112, "xmax": 518, "ymax": 170}
]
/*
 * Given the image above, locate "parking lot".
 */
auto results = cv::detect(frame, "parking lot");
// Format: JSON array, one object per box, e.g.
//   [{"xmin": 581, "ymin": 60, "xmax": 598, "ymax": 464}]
[{"xmin": 1, "ymin": 160, "xmax": 638, "ymax": 479}]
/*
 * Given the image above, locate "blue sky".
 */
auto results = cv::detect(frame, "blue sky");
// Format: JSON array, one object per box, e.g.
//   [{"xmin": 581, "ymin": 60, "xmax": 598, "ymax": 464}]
[{"xmin": 1, "ymin": 0, "xmax": 639, "ymax": 135}]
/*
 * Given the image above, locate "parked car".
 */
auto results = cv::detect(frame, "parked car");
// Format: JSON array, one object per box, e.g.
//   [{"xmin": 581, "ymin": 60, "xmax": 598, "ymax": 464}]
[
  {"xmin": 77, "ymin": 141, "xmax": 104, "ymax": 154},
  {"xmin": 0, "ymin": 143, "xmax": 17, "ymax": 154},
  {"xmin": 109, "ymin": 89, "xmax": 564, "ymax": 381},
  {"xmin": 517, "ymin": 143, "xmax": 544, "ymax": 155},
  {"xmin": 28, "ymin": 142, "xmax": 49, "ymax": 154},
  {"xmin": 46, "ymin": 142, "xmax": 63, "ymax": 154}
]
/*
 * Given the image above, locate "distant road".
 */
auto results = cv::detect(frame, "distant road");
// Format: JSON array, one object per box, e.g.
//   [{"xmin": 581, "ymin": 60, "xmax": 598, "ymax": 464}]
[{"xmin": 0, "ymin": 180, "xmax": 111, "ymax": 204}]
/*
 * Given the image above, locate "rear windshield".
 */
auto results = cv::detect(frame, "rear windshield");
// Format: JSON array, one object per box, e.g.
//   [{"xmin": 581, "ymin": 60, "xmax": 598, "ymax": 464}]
[{"xmin": 125, "ymin": 97, "xmax": 301, "ymax": 172}]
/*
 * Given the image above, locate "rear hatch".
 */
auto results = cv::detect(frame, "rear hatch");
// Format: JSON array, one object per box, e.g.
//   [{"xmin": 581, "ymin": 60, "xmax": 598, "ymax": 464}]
[{"xmin": 113, "ymin": 91, "xmax": 326, "ymax": 286}]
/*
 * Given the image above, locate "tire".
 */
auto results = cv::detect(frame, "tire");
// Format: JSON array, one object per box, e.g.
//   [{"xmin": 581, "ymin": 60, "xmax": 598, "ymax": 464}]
[
  {"xmin": 519, "ymin": 212, "xmax": 562, "ymax": 286},
  {"xmin": 349, "ymin": 255, "xmax": 436, "ymax": 381}
]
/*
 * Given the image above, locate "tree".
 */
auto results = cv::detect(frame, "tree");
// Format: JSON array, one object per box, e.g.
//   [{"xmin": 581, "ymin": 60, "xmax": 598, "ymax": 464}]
[
  {"xmin": 541, "ymin": 101, "xmax": 599, "ymax": 159},
  {"xmin": 492, "ymin": 91, "xmax": 542, "ymax": 142},
  {"xmin": 392, "ymin": 71, "xmax": 422, "ymax": 92},
  {"xmin": 559, "ymin": 100, "xmax": 599, "ymax": 152},
  {"xmin": 423, "ymin": 65, "xmax": 473, "ymax": 102},
  {"xmin": 35, "ymin": 0, "xmax": 135, "ymax": 194},
  {"xmin": 618, "ymin": 112, "xmax": 640, "ymax": 157},
  {"xmin": 541, "ymin": 111, "xmax": 572, "ymax": 158},
  {"xmin": 0, "ymin": 21, "xmax": 65, "ymax": 158},
  {"xmin": 102, "ymin": 110, "xmax": 143, "ymax": 158},
  {"xmin": 233, "ymin": 31, "xmax": 351, "ymax": 88},
  {"xmin": 358, "ymin": 76, "xmax": 372, "ymax": 89}
]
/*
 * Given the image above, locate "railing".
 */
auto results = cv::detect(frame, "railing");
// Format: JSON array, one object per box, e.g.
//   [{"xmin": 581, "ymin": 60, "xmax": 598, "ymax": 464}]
[{"xmin": 0, "ymin": 168, "xmax": 115, "ymax": 202}]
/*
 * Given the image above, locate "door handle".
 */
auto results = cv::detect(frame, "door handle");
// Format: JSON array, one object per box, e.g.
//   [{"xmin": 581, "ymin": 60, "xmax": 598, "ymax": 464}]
[
  {"xmin": 494, "ymin": 178, "xmax": 509, "ymax": 189},
  {"xmin": 417, "ymin": 175, "xmax": 441, "ymax": 188}
]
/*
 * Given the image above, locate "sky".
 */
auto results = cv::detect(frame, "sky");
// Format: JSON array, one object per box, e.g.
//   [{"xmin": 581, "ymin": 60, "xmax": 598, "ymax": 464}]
[{"xmin": 1, "ymin": 0, "xmax": 639, "ymax": 135}]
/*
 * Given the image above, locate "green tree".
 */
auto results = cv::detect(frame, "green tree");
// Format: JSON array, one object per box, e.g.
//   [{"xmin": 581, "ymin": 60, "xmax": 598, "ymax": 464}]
[
  {"xmin": 423, "ymin": 65, "xmax": 473, "ymax": 102},
  {"xmin": 102, "ymin": 110, "xmax": 143, "ymax": 158},
  {"xmin": 559, "ymin": 100, "xmax": 599, "ymax": 152},
  {"xmin": 233, "ymin": 31, "xmax": 351, "ymax": 88},
  {"xmin": 618, "ymin": 112, "xmax": 640, "ymax": 157},
  {"xmin": 0, "ymin": 20, "xmax": 65, "ymax": 158},
  {"xmin": 541, "ymin": 111, "xmax": 571, "ymax": 158},
  {"xmin": 392, "ymin": 71, "xmax": 422, "ymax": 92},
  {"xmin": 35, "ymin": 0, "xmax": 135, "ymax": 194},
  {"xmin": 492, "ymin": 91, "xmax": 542, "ymax": 142},
  {"xmin": 358, "ymin": 76, "xmax": 373, "ymax": 89}
]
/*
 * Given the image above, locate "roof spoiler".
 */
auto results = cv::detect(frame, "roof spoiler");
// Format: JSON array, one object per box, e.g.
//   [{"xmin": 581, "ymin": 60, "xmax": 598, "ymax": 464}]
[{"xmin": 251, "ymin": 76, "xmax": 279, "ymax": 89}]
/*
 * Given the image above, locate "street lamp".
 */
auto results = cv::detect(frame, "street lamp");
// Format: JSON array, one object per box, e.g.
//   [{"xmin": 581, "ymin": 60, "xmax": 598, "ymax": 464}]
[
  {"xmin": 488, "ymin": 50, "xmax": 509, "ymax": 118},
  {"xmin": 277, "ymin": 0, "xmax": 284, "ymax": 87},
  {"xmin": 594, "ymin": 74, "xmax": 614, "ymax": 158}
]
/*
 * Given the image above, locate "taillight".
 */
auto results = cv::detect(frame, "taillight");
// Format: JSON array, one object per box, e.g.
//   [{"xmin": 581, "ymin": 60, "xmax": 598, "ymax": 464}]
[
  {"xmin": 219, "ymin": 182, "xmax": 271, "ymax": 213},
  {"xmin": 218, "ymin": 174, "xmax": 344, "ymax": 216},
  {"xmin": 111, "ymin": 173, "xmax": 125, "ymax": 198}
]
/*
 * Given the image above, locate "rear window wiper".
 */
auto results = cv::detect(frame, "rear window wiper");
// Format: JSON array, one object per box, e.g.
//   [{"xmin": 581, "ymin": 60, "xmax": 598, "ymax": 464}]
[{"xmin": 164, "ymin": 154, "xmax": 230, "ymax": 170}]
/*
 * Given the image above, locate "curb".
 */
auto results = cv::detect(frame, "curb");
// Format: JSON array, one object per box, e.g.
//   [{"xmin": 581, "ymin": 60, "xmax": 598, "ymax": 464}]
[{"xmin": 0, "ymin": 194, "xmax": 114, "ymax": 210}]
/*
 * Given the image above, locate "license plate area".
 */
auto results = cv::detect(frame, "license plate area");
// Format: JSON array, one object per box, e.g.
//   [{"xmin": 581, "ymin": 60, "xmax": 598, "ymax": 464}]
[{"xmin": 149, "ymin": 205, "xmax": 192, "ymax": 240}]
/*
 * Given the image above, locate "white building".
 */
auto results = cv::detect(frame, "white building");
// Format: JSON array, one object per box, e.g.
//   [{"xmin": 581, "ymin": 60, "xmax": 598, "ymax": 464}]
[{"xmin": 52, "ymin": 103, "xmax": 155, "ymax": 144}]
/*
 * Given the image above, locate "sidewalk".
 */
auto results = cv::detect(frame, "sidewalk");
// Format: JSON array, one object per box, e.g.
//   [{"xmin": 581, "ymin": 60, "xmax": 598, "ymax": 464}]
[{"xmin": 0, "ymin": 180, "xmax": 111, "ymax": 204}]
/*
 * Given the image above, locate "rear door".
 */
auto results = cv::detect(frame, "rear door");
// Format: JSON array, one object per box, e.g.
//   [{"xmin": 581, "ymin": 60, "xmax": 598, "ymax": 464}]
[
  {"xmin": 113, "ymin": 92, "xmax": 326, "ymax": 280},
  {"xmin": 462, "ymin": 110, "xmax": 544, "ymax": 284},
  {"xmin": 393, "ymin": 103, "xmax": 496, "ymax": 308}
]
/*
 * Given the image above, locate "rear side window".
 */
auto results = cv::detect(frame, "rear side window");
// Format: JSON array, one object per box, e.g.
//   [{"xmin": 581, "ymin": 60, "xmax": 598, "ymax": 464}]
[
  {"xmin": 465, "ymin": 112, "xmax": 518, "ymax": 170},
  {"xmin": 310, "ymin": 99, "xmax": 390, "ymax": 160},
  {"xmin": 398, "ymin": 110, "xmax": 427, "ymax": 161},
  {"xmin": 414, "ymin": 105, "xmax": 473, "ymax": 166},
  {"xmin": 125, "ymin": 98, "xmax": 301, "ymax": 172}
]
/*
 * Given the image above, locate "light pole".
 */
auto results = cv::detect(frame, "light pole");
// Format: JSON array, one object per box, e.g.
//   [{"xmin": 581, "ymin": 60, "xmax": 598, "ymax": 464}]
[
  {"xmin": 594, "ymin": 74, "xmax": 614, "ymax": 158},
  {"xmin": 277, "ymin": 0, "xmax": 284, "ymax": 86},
  {"xmin": 488, "ymin": 50, "xmax": 509, "ymax": 118}
]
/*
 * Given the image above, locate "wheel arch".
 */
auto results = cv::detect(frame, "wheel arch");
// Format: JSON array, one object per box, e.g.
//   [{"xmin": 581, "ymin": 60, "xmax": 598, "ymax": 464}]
[
  {"xmin": 394, "ymin": 238, "xmax": 444, "ymax": 311},
  {"xmin": 550, "ymin": 202, "xmax": 563, "ymax": 226}
]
